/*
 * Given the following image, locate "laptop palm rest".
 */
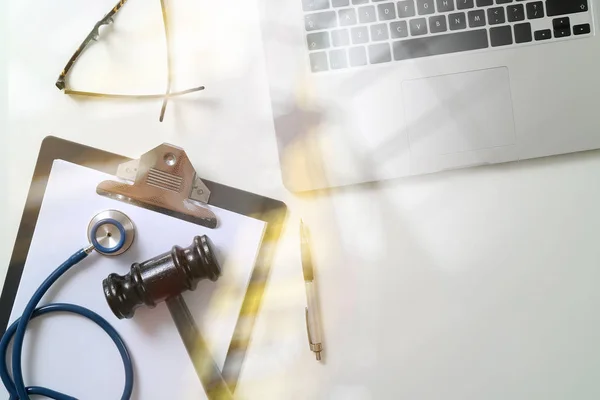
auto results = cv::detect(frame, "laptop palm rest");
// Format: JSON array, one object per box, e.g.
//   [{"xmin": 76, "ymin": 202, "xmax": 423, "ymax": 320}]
[{"xmin": 402, "ymin": 67, "xmax": 518, "ymax": 174}]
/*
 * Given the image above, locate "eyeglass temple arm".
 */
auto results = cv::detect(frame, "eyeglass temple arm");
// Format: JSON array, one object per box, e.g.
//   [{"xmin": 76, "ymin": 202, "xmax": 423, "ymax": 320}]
[
  {"xmin": 55, "ymin": 0, "xmax": 130, "ymax": 90},
  {"xmin": 63, "ymin": 86, "xmax": 205, "ymax": 99}
]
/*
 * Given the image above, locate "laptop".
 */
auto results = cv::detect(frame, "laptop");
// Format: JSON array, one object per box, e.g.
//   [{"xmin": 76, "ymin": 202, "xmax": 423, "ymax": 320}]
[{"xmin": 257, "ymin": 0, "xmax": 600, "ymax": 191}]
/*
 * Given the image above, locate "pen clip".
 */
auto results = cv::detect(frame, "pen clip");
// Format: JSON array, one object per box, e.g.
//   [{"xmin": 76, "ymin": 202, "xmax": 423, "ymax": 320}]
[{"xmin": 305, "ymin": 307, "xmax": 314, "ymax": 346}]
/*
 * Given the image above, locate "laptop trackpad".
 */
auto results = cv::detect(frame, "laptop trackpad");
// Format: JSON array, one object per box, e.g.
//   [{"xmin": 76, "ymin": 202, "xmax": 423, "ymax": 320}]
[{"xmin": 403, "ymin": 67, "xmax": 517, "ymax": 172}]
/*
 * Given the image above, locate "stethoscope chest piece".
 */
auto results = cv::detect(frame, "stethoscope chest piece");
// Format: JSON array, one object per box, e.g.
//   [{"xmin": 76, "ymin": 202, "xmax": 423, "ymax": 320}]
[{"xmin": 88, "ymin": 210, "xmax": 135, "ymax": 256}]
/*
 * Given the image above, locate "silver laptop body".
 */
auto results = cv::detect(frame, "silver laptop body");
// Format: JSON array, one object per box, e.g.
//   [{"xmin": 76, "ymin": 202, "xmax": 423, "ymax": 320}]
[{"xmin": 258, "ymin": 0, "xmax": 600, "ymax": 191}]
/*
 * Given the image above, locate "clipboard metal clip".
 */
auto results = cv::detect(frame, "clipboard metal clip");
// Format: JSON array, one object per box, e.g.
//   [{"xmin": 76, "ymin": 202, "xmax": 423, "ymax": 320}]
[{"xmin": 97, "ymin": 143, "xmax": 218, "ymax": 228}]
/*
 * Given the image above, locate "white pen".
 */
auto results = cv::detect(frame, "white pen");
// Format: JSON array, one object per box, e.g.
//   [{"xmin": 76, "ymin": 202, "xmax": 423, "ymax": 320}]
[{"xmin": 301, "ymin": 220, "xmax": 324, "ymax": 361}]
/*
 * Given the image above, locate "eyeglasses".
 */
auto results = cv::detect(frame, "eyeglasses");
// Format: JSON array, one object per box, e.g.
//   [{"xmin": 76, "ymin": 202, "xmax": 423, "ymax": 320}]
[{"xmin": 55, "ymin": 0, "xmax": 204, "ymax": 122}]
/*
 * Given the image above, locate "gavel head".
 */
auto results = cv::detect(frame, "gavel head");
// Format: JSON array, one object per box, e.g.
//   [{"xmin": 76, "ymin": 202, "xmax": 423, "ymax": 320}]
[{"xmin": 103, "ymin": 235, "xmax": 221, "ymax": 319}]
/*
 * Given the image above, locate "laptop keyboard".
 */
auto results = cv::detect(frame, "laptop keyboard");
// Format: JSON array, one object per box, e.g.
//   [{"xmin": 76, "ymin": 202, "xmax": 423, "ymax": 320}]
[{"xmin": 303, "ymin": 0, "xmax": 593, "ymax": 72}]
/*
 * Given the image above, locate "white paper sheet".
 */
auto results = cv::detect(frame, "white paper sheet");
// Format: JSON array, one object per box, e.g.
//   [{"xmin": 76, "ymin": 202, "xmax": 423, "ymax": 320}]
[{"xmin": 2, "ymin": 160, "xmax": 266, "ymax": 400}]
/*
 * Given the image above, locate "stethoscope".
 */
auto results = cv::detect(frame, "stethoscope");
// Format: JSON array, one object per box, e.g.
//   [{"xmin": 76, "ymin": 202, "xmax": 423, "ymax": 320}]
[{"xmin": 0, "ymin": 210, "xmax": 136, "ymax": 400}]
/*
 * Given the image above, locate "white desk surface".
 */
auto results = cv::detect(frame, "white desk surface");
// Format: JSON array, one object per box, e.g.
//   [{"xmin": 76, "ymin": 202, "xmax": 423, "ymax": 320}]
[{"xmin": 3, "ymin": 1, "xmax": 600, "ymax": 399}]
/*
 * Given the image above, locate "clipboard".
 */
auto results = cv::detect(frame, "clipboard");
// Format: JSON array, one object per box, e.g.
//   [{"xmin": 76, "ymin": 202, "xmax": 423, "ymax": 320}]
[{"xmin": 0, "ymin": 136, "xmax": 287, "ymax": 399}]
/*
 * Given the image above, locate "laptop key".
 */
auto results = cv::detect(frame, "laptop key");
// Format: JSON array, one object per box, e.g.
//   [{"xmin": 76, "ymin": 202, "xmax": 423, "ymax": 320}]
[
  {"xmin": 390, "ymin": 20, "xmax": 409, "ymax": 38},
  {"xmin": 416, "ymin": 0, "xmax": 435, "ymax": 15},
  {"xmin": 410, "ymin": 17, "xmax": 428, "ymax": 35},
  {"xmin": 351, "ymin": 26, "xmax": 370, "ymax": 44},
  {"xmin": 349, "ymin": 46, "xmax": 368, "ymax": 66},
  {"xmin": 457, "ymin": 0, "xmax": 474, "ymax": 9},
  {"xmin": 331, "ymin": 29, "xmax": 350, "ymax": 46},
  {"xmin": 513, "ymin": 22, "xmax": 532, "ymax": 43},
  {"xmin": 307, "ymin": 32, "xmax": 331, "ymax": 50},
  {"xmin": 309, "ymin": 52, "xmax": 329, "ymax": 72},
  {"xmin": 378, "ymin": 3, "xmax": 397, "ymax": 20},
  {"xmin": 487, "ymin": 7, "xmax": 505, "ymax": 25},
  {"xmin": 490, "ymin": 25, "xmax": 512, "ymax": 46},
  {"xmin": 573, "ymin": 23, "xmax": 591, "ymax": 35},
  {"xmin": 436, "ymin": 0, "xmax": 455, "ymax": 12},
  {"xmin": 305, "ymin": 11, "xmax": 337, "ymax": 31},
  {"xmin": 448, "ymin": 12, "xmax": 467, "ymax": 30},
  {"xmin": 358, "ymin": 5, "xmax": 377, "ymax": 23},
  {"xmin": 332, "ymin": 0, "xmax": 349, "ymax": 6},
  {"xmin": 496, "ymin": 0, "xmax": 511, "ymax": 4},
  {"xmin": 553, "ymin": 17, "xmax": 570, "ymax": 37},
  {"xmin": 468, "ymin": 10, "xmax": 486, "ymax": 27},
  {"xmin": 429, "ymin": 15, "xmax": 448, "ymax": 33},
  {"xmin": 368, "ymin": 43, "xmax": 392, "ymax": 64},
  {"xmin": 476, "ymin": 0, "xmax": 493, "ymax": 7},
  {"xmin": 534, "ymin": 29, "xmax": 551, "ymax": 40},
  {"xmin": 397, "ymin": 1, "xmax": 416, "ymax": 18},
  {"xmin": 546, "ymin": 0, "xmax": 587, "ymax": 17},
  {"xmin": 507, "ymin": 4, "xmax": 525, "ymax": 22},
  {"xmin": 370, "ymin": 23, "xmax": 390, "ymax": 41},
  {"xmin": 329, "ymin": 49, "xmax": 348, "ymax": 69},
  {"xmin": 506, "ymin": 4, "xmax": 525, "ymax": 22},
  {"xmin": 302, "ymin": 0, "xmax": 330, "ymax": 12},
  {"xmin": 393, "ymin": 29, "xmax": 488, "ymax": 60},
  {"xmin": 526, "ymin": 1, "xmax": 543, "ymax": 19},
  {"xmin": 339, "ymin": 8, "xmax": 357, "ymax": 26}
]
